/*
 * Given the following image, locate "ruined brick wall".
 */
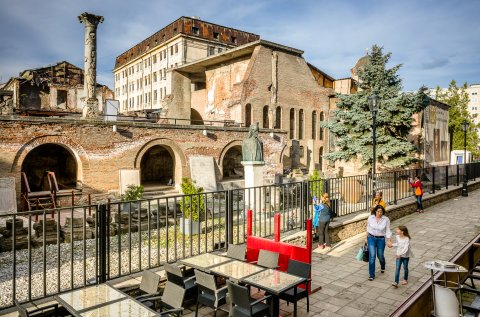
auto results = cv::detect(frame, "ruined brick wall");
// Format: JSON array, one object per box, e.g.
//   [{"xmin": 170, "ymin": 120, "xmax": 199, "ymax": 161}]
[{"xmin": 0, "ymin": 117, "xmax": 286, "ymax": 199}]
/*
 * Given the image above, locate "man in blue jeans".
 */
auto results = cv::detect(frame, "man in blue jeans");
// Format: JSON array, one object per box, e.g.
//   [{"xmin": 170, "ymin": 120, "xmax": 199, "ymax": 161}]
[{"xmin": 366, "ymin": 205, "xmax": 392, "ymax": 280}]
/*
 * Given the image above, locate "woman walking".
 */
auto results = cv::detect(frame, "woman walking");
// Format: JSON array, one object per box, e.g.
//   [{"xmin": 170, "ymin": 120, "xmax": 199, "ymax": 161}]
[
  {"xmin": 409, "ymin": 176, "xmax": 424, "ymax": 212},
  {"xmin": 392, "ymin": 225, "xmax": 412, "ymax": 288},
  {"xmin": 366, "ymin": 205, "xmax": 392, "ymax": 281}
]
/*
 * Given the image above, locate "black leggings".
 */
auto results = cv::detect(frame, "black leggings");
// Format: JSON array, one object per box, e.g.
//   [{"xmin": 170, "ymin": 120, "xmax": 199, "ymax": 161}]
[{"xmin": 318, "ymin": 221, "xmax": 330, "ymax": 245}]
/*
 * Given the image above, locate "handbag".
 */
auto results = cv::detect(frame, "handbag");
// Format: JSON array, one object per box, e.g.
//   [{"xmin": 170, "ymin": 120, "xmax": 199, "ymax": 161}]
[
  {"xmin": 362, "ymin": 243, "xmax": 369, "ymax": 262},
  {"xmin": 356, "ymin": 247, "xmax": 364, "ymax": 261}
]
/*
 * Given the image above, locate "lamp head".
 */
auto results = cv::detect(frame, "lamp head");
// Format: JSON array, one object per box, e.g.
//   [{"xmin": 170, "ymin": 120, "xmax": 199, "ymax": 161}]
[
  {"xmin": 368, "ymin": 92, "xmax": 380, "ymax": 113},
  {"xmin": 462, "ymin": 120, "xmax": 468, "ymax": 132}
]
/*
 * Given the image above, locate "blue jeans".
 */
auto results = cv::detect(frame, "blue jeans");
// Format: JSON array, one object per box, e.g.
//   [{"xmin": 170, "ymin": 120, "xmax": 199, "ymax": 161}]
[
  {"xmin": 415, "ymin": 195, "xmax": 423, "ymax": 210},
  {"xmin": 394, "ymin": 257, "xmax": 409, "ymax": 284},
  {"xmin": 368, "ymin": 235, "xmax": 386, "ymax": 278}
]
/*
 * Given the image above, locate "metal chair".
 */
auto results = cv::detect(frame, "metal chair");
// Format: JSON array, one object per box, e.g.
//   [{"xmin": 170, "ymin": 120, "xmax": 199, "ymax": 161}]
[
  {"xmin": 227, "ymin": 281, "xmax": 271, "ymax": 317},
  {"xmin": 15, "ymin": 300, "xmax": 59, "ymax": 317},
  {"xmin": 254, "ymin": 250, "xmax": 280, "ymax": 269},
  {"xmin": 279, "ymin": 259, "xmax": 311, "ymax": 312},
  {"xmin": 140, "ymin": 281, "xmax": 185, "ymax": 316},
  {"xmin": 135, "ymin": 270, "xmax": 162, "ymax": 301},
  {"xmin": 164, "ymin": 263, "xmax": 197, "ymax": 303},
  {"xmin": 227, "ymin": 244, "xmax": 246, "ymax": 261},
  {"xmin": 194, "ymin": 269, "xmax": 228, "ymax": 317}
]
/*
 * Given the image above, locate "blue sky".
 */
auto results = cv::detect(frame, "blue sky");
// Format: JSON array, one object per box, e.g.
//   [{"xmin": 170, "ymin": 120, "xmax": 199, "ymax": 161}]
[{"xmin": 1, "ymin": 0, "xmax": 479, "ymax": 91}]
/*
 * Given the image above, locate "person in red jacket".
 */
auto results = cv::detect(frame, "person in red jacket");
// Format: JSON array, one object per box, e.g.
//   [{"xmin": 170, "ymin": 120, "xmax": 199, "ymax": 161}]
[{"xmin": 408, "ymin": 176, "xmax": 424, "ymax": 213}]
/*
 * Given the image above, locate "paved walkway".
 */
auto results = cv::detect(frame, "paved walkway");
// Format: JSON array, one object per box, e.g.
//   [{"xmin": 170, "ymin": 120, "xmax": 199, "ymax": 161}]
[{"xmin": 304, "ymin": 189, "xmax": 480, "ymax": 317}]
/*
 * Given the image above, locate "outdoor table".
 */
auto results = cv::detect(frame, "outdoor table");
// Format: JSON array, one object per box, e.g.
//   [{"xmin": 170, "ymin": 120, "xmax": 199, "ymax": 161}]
[
  {"xmin": 79, "ymin": 297, "xmax": 157, "ymax": 317},
  {"xmin": 179, "ymin": 253, "xmax": 232, "ymax": 272},
  {"xmin": 242, "ymin": 268, "xmax": 306, "ymax": 317},
  {"xmin": 54, "ymin": 284, "xmax": 155, "ymax": 317},
  {"xmin": 209, "ymin": 260, "xmax": 266, "ymax": 282}
]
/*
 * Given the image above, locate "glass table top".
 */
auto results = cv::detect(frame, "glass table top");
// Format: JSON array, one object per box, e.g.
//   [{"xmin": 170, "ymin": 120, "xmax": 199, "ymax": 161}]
[
  {"xmin": 180, "ymin": 253, "xmax": 231, "ymax": 270},
  {"xmin": 242, "ymin": 269, "xmax": 305, "ymax": 295},
  {"xmin": 57, "ymin": 284, "xmax": 126, "ymax": 312},
  {"xmin": 210, "ymin": 260, "xmax": 266, "ymax": 280},
  {"xmin": 80, "ymin": 298, "xmax": 157, "ymax": 317}
]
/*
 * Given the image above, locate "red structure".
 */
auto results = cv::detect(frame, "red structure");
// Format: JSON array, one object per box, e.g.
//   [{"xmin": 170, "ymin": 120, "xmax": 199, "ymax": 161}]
[{"xmin": 245, "ymin": 210, "xmax": 313, "ymax": 292}]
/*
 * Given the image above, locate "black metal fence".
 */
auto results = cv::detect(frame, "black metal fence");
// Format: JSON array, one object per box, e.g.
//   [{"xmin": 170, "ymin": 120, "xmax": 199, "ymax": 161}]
[{"xmin": 1, "ymin": 162, "xmax": 480, "ymax": 309}]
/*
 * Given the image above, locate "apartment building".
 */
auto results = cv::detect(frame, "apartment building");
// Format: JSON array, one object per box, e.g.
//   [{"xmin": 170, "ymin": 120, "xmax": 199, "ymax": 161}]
[{"xmin": 113, "ymin": 16, "xmax": 259, "ymax": 114}]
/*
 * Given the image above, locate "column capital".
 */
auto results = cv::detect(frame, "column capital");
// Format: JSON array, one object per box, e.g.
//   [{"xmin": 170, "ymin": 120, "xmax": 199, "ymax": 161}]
[{"xmin": 78, "ymin": 12, "xmax": 104, "ymax": 28}]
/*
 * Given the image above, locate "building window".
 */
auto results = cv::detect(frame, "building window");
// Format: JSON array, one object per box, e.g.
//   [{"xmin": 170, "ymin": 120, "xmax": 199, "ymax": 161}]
[
  {"xmin": 312, "ymin": 111, "xmax": 317, "ymax": 140},
  {"xmin": 164, "ymin": 87, "xmax": 166, "ymax": 96},
  {"xmin": 208, "ymin": 46, "xmax": 215, "ymax": 56},
  {"xmin": 163, "ymin": 50, "xmax": 166, "ymax": 59},
  {"xmin": 289, "ymin": 109, "xmax": 295, "ymax": 139},
  {"xmin": 153, "ymin": 72, "xmax": 157, "ymax": 82},
  {"xmin": 192, "ymin": 26, "xmax": 199, "ymax": 35},
  {"xmin": 319, "ymin": 111, "xmax": 325, "ymax": 140},
  {"xmin": 319, "ymin": 147, "xmax": 324, "ymax": 171},
  {"xmin": 245, "ymin": 104, "xmax": 252, "ymax": 127},
  {"xmin": 263, "ymin": 106, "xmax": 269, "ymax": 128},
  {"xmin": 170, "ymin": 46, "xmax": 174, "ymax": 55},
  {"xmin": 214, "ymin": 32, "xmax": 220, "ymax": 40},
  {"xmin": 173, "ymin": 27, "xmax": 177, "ymax": 34},
  {"xmin": 218, "ymin": 48, "xmax": 223, "ymax": 54},
  {"xmin": 298, "ymin": 109, "xmax": 304, "ymax": 139},
  {"xmin": 175, "ymin": 44, "xmax": 178, "ymax": 54},
  {"xmin": 231, "ymin": 36, "xmax": 237, "ymax": 44},
  {"xmin": 275, "ymin": 106, "xmax": 282, "ymax": 129},
  {"xmin": 153, "ymin": 55, "xmax": 157, "ymax": 63},
  {"xmin": 154, "ymin": 90, "xmax": 157, "ymax": 102}
]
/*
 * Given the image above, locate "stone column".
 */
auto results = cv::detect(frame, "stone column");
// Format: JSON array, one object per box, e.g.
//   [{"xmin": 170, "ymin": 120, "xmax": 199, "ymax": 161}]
[
  {"xmin": 242, "ymin": 161, "xmax": 265, "ymax": 213},
  {"xmin": 78, "ymin": 12, "xmax": 104, "ymax": 118}
]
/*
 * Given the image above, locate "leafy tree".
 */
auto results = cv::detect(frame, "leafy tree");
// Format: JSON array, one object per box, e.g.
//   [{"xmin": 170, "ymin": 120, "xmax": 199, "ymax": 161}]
[
  {"xmin": 434, "ymin": 80, "xmax": 479, "ymax": 156},
  {"xmin": 323, "ymin": 45, "xmax": 429, "ymax": 171}
]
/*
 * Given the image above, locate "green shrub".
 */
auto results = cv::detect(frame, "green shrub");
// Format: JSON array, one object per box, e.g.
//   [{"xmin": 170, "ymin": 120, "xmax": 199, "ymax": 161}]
[
  {"xmin": 121, "ymin": 184, "xmax": 144, "ymax": 201},
  {"xmin": 179, "ymin": 178, "xmax": 205, "ymax": 221},
  {"xmin": 308, "ymin": 169, "xmax": 323, "ymax": 199}
]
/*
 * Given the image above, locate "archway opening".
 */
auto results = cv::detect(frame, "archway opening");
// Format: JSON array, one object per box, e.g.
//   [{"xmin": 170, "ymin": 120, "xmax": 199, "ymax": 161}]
[
  {"xmin": 21, "ymin": 143, "xmax": 77, "ymax": 191},
  {"xmin": 222, "ymin": 145, "xmax": 244, "ymax": 180},
  {"xmin": 191, "ymin": 109, "xmax": 204, "ymax": 125},
  {"xmin": 140, "ymin": 145, "xmax": 174, "ymax": 187},
  {"xmin": 245, "ymin": 104, "xmax": 252, "ymax": 127}
]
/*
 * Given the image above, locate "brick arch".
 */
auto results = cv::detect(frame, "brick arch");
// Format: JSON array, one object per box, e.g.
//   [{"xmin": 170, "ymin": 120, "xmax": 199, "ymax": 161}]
[
  {"xmin": 134, "ymin": 138, "xmax": 187, "ymax": 187},
  {"xmin": 11, "ymin": 135, "xmax": 89, "ymax": 184},
  {"xmin": 218, "ymin": 140, "xmax": 243, "ymax": 167}
]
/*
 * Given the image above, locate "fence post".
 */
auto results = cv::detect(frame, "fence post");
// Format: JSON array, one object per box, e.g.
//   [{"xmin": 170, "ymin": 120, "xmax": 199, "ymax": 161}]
[
  {"xmin": 393, "ymin": 171, "xmax": 398, "ymax": 205},
  {"xmin": 432, "ymin": 166, "xmax": 436, "ymax": 194},
  {"xmin": 445, "ymin": 165, "xmax": 448, "ymax": 189},
  {"xmin": 98, "ymin": 204, "xmax": 108, "ymax": 284},
  {"xmin": 365, "ymin": 174, "xmax": 369, "ymax": 212},
  {"xmin": 226, "ymin": 190, "xmax": 234, "ymax": 246},
  {"xmin": 302, "ymin": 181, "xmax": 309, "ymax": 230}
]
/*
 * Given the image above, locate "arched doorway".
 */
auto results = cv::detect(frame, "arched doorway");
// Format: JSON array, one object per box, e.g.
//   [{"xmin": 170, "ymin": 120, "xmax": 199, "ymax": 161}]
[
  {"xmin": 222, "ymin": 145, "xmax": 244, "ymax": 180},
  {"xmin": 140, "ymin": 145, "xmax": 174, "ymax": 187},
  {"xmin": 21, "ymin": 144, "xmax": 77, "ymax": 191},
  {"xmin": 191, "ymin": 109, "xmax": 204, "ymax": 125}
]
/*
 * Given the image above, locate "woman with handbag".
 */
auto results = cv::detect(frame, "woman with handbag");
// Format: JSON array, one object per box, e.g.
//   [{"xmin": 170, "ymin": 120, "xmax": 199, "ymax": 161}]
[
  {"xmin": 317, "ymin": 193, "xmax": 331, "ymax": 249},
  {"xmin": 409, "ymin": 176, "xmax": 424, "ymax": 213},
  {"xmin": 366, "ymin": 205, "xmax": 392, "ymax": 281}
]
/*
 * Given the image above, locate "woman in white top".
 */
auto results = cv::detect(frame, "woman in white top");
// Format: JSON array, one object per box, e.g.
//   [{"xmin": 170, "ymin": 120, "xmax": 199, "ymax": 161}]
[
  {"xmin": 392, "ymin": 225, "xmax": 411, "ymax": 288},
  {"xmin": 366, "ymin": 205, "xmax": 392, "ymax": 281}
]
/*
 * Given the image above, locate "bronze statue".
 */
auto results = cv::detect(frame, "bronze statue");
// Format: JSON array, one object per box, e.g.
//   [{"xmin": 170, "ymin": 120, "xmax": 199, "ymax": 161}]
[{"xmin": 242, "ymin": 123, "xmax": 264, "ymax": 162}]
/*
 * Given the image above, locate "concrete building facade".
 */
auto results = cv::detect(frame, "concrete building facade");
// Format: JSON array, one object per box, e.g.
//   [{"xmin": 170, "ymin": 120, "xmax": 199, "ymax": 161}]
[{"xmin": 113, "ymin": 16, "xmax": 259, "ymax": 114}]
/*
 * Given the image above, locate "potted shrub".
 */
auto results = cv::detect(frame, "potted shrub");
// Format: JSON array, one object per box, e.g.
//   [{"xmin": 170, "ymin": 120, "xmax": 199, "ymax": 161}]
[
  {"xmin": 120, "ymin": 184, "xmax": 144, "ymax": 213},
  {"xmin": 179, "ymin": 178, "xmax": 205, "ymax": 235}
]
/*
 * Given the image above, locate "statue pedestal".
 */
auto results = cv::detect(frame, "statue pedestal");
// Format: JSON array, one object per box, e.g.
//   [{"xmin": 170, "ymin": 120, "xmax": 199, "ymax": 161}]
[{"xmin": 242, "ymin": 161, "xmax": 265, "ymax": 213}]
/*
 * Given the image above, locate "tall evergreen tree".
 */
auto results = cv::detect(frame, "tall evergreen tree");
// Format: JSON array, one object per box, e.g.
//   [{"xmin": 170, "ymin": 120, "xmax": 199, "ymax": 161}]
[
  {"xmin": 323, "ymin": 45, "xmax": 429, "ymax": 171},
  {"xmin": 434, "ymin": 80, "xmax": 479, "ymax": 156}
]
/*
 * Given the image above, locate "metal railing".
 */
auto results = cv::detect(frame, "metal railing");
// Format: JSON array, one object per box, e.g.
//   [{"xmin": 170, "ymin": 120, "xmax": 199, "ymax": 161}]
[{"xmin": 1, "ymin": 162, "xmax": 480, "ymax": 309}]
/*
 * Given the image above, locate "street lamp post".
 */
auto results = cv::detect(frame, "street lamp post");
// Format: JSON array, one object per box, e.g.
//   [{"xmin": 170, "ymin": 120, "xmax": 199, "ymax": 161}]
[
  {"xmin": 368, "ymin": 93, "xmax": 380, "ymax": 198},
  {"xmin": 462, "ymin": 120, "xmax": 468, "ymax": 197}
]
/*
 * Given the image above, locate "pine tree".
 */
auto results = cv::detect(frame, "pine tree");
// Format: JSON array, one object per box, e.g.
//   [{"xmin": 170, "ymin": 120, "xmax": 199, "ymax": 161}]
[
  {"xmin": 323, "ymin": 45, "xmax": 429, "ymax": 171},
  {"xmin": 434, "ymin": 80, "xmax": 479, "ymax": 156}
]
